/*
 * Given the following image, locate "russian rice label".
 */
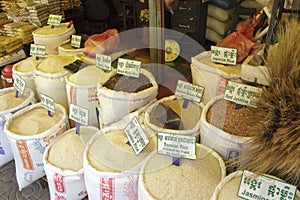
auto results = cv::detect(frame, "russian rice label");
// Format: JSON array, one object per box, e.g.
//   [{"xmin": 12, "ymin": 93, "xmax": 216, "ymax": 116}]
[
  {"xmin": 124, "ymin": 117, "xmax": 149, "ymax": 155},
  {"xmin": 47, "ymin": 14, "xmax": 62, "ymax": 26},
  {"xmin": 224, "ymin": 81, "xmax": 262, "ymax": 107},
  {"xmin": 96, "ymin": 54, "xmax": 112, "ymax": 71},
  {"xmin": 69, "ymin": 104, "xmax": 89, "ymax": 126},
  {"xmin": 13, "ymin": 73, "xmax": 26, "ymax": 95},
  {"xmin": 117, "ymin": 58, "xmax": 141, "ymax": 78},
  {"xmin": 238, "ymin": 170, "xmax": 297, "ymax": 200},
  {"xmin": 211, "ymin": 46, "xmax": 237, "ymax": 65},
  {"xmin": 40, "ymin": 93, "xmax": 55, "ymax": 113},
  {"xmin": 157, "ymin": 133, "xmax": 196, "ymax": 160},
  {"xmin": 30, "ymin": 44, "xmax": 46, "ymax": 57},
  {"xmin": 71, "ymin": 35, "xmax": 81, "ymax": 48},
  {"xmin": 175, "ymin": 80, "xmax": 204, "ymax": 105}
]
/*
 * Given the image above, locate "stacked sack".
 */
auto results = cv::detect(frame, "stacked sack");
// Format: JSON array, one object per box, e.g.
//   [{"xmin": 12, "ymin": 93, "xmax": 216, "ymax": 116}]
[
  {"xmin": 0, "ymin": 12, "xmax": 12, "ymax": 35},
  {"xmin": 0, "ymin": 0, "xmax": 30, "ymax": 22},
  {"xmin": 3, "ymin": 22, "xmax": 37, "ymax": 44},
  {"xmin": 61, "ymin": 0, "xmax": 82, "ymax": 11},
  {"xmin": 40, "ymin": 0, "xmax": 63, "ymax": 16},
  {"xmin": 206, "ymin": 1, "xmax": 239, "ymax": 44},
  {"xmin": 0, "ymin": 36, "xmax": 23, "ymax": 55},
  {"xmin": 27, "ymin": 4, "xmax": 50, "ymax": 27}
]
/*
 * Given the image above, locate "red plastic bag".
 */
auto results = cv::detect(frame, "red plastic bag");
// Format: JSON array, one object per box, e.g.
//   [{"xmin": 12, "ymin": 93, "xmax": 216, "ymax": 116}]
[
  {"xmin": 83, "ymin": 29, "xmax": 120, "ymax": 58},
  {"xmin": 217, "ymin": 32, "xmax": 258, "ymax": 63},
  {"xmin": 236, "ymin": 11, "xmax": 268, "ymax": 41}
]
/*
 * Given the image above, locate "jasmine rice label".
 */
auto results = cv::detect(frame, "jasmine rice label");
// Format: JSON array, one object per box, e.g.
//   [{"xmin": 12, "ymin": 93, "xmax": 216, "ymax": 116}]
[
  {"xmin": 224, "ymin": 81, "xmax": 262, "ymax": 107},
  {"xmin": 238, "ymin": 170, "xmax": 297, "ymax": 200}
]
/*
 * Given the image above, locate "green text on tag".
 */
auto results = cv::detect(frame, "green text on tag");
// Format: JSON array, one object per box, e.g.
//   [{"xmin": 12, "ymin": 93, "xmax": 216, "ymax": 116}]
[
  {"xmin": 124, "ymin": 117, "xmax": 149, "ymax": 155},
  {"xmin": 157, "ymin": 133, "xmax": 196, "ymax": 160},
  {"xmin": 175, "ymin": 80, "xmax": 204, "ymax": 105},
  {"xmin": 224, "ymin": 81, "xmax": 262, "ymax": 107},
  {"xmin": 96, "ymin": 54, "xmax": 112, "ymax": 71},
  {"xmin": 30, "ymin": 44, "xmax": 46, "ymax": 57},
  {"xmin": 71, "ymin": 35, "xmax": 82, "ymax": 48},
  {"xmin": 47, "ymin": 14, "xmax": 62, "ymax": 26},
  {"xmin": 13, "ymin": 74, "xmax": 26, "ymax": 95},
  {"xmin": 69, "ymin": 104, "xmax": 89, "ymax": 126},
  {"xmin": 211, "ymin": 46, "xmax": 237, "ymax": 65},
  {"xmin": 117, "ymin": 58, "xmax": 141, "ymax": 78},
  {"xmin": 238, "ymin": 170, "xmax": 297, "ymax": 200},
  {"xmin": 40, "ymin": 93, "xmax": 55, "ymax": 113}
]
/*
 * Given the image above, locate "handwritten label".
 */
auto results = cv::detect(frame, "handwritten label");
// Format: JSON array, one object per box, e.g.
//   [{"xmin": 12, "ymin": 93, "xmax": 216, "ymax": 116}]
[
  {"xmin": 13, "ymin": 73, "xmax": 26, "ymax": 95},
  {"xmin": 124, "ymin": 117, "xmax": 149, "ymax": 155},
  {"xmin": 69, "ymin": 104, "xmax": 89, "ymax": 126},
  {"xmin": 96, "ymin": 54, "xmax": 112, "ymax": 71},
  {"xmin": 30, "ymin": 44, "xmax": 46, "ymax": 57},
  {"xmin": 157, "ymin": 133, "xmax": 196, "ymax": 160},
  {"xmin": 238, "ymin": 170, "xmax": 297, "ymax": 200},
  {"xmin": 211, "ymin": 46, "xmax": 237, "ymax": 65},
  {"xmin": 71, "ymin": 35, "xmax": 82, "ymax": 48},
  {"xmin": 47, "ymin": 14, "xmax": 62, "ymax": 26},
  {"xmin": 175, "ymin": 80, "xmax": 204, "ymax": 105},
  {"xmin": 117, "ymin": 58, "xmax": 141, "ymax": 78},
  {"xmin": 224, "ymin": 81, "xmax": 262, "ymax": 107},
  {"xmin": 40, "ymin": 93, "xmax": 55, "ymax": 113}
]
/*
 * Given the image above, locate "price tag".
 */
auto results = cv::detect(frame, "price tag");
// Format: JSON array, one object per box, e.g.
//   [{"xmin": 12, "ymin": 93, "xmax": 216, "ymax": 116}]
[
  {"xmin": 13, "ymin": 73, "xmax": 26, "ymax": 95},
  {"xmin": 238, "ymin": 170, "xmax": 297, "ymax": 200},
  {"xmin": 71, "ymin": 35, "xmax": 82, "ymax": 48},
  {"xmin": 211, "ymin": 46, "xmax": 237, "ymax": 65},
  {"xmin": 96, "ymin": 54, "xmax": 112, "ymax": 71},
  {"xmin": 175, "ymin": 80, "xmax": 204, "ymax": 105},
  {"xmin": 47, "ymin": 14, "xmax": 62, "ymax": 26},
  {"xmin": 117, "ymin": 58, "xmax": 141, "ymax": 78},
  {"xmin": 69, "ymin": 104, "xmax": 89, "ymax": 126},
  {"xmin": 40, "ymin": 93, "xmax": 55, "ymax": 113},
  {"xmin": 124, "ymin": 117, "xmax": 149, "ymax": 155},
  {"xmin": 224, "ymin": 81, "xmax": 262, "ymax": 107},
  {"xmin": 30, "ymin": 44, "xmax": 46, "ymax": 57},
  {"xmin": 157, "ymin": 132, "xmax": 196, "ymax": 160}
]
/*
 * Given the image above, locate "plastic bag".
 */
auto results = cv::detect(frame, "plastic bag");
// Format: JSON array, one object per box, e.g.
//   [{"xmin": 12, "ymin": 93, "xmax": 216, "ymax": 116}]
[{"xmin": 217, "ymin": 32, "xmax": 258, "ymax": 63}]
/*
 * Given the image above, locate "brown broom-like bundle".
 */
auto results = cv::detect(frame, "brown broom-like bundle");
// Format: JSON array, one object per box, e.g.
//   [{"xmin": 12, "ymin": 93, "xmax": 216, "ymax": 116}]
[{"xmin": 239, "ymin": 18, "xmax": 300, "ymax": 189}]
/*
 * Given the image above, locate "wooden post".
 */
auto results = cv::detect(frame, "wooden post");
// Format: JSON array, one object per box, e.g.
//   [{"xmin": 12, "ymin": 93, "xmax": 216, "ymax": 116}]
[{"xmin": 148, "ymin": 0, "xmax": 164, "ymax": 84}]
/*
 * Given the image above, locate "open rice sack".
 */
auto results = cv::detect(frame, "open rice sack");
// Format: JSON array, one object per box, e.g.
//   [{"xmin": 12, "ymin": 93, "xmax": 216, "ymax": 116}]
[
  {"xmin": 83, "ymin": 126, "xmax": 156, "ymax": 200},
  {"xmin": 4, "ymin": 102, "xmax": 69, "ymax": 190},
  {"xmin": 97, "ymin": 68, "xmax": 158, "ymax": 128},
  {"xmin": 138, "ymin": 143, "xmax": 226, "ymax": 200},
  {"xmin": 65, "ymin": 65, "xmax": 106, "ymax": 128},
  {"xmin": 144, "ymin": 95, "xmax": 203, "ymax": 141},
  {"xmin": 211, "ymin": 170, "xmax": 300, "ymax": 200},
  {"xmin": 43, "ymin": 126, "xmax": 99, "ymax": 200},
  {"xmin": 0, "ymin": 87, "xmax": 35, "ymax": 167}
]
